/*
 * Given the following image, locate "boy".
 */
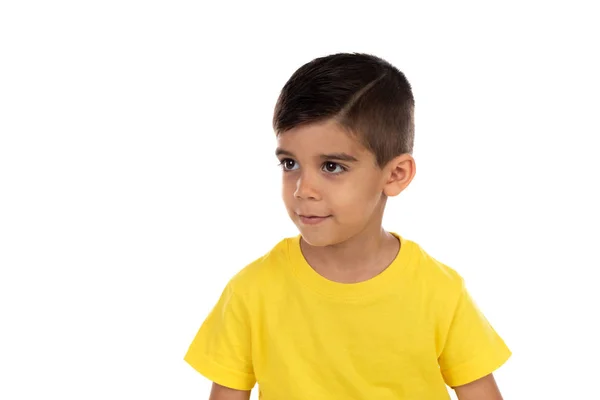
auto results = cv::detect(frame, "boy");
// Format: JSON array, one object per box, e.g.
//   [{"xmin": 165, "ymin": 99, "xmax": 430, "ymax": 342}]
[{"xmin": 184, "ymin": 53, "xmax": 511, "ymax": 400}]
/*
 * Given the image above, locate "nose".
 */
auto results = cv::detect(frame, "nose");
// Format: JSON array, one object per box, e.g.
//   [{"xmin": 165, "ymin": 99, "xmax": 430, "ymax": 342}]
[{"xmin": 294, "ymin": 172, "xmax": 321, "ymax": 200}]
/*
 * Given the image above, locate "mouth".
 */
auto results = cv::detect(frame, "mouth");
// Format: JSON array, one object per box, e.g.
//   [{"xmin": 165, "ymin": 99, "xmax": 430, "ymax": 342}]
[{"xmin": 296, "ymin": 213, "xmax": 332, "ymax": 225}]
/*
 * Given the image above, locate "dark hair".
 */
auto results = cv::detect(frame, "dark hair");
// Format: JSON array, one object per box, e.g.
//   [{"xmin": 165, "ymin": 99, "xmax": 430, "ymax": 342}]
[{"xmin": 273, "ymin": 53, "xmax": 415, "ymax": 167}]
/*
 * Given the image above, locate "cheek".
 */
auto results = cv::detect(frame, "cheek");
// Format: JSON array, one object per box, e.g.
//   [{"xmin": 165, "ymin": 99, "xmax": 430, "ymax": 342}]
[
  {"xmin": 330, "ymin": 180, "xmax": 380, "ymax": 211},
  {"xmin": 281, "ymin": 177, "xmax": 295, "ymax": 203},
  {"xmin": 328, "ymin": 184, "xmax": 378, "ymax": 211}
]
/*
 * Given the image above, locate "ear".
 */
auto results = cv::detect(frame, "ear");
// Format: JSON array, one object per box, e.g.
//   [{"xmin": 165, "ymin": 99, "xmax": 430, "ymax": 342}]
[{"xmin": 382, "ymin": 154, "xmax": 416, "ymax": 197}]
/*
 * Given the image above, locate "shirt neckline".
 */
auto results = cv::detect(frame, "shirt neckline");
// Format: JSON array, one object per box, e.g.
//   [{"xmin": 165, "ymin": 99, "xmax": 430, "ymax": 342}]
[{"xmin": 286, "ymin": 232, "xmax": 414, "ymax": 301}]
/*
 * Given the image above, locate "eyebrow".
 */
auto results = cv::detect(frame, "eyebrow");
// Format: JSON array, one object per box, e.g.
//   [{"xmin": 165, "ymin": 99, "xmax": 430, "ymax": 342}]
[{"xmin": 275, "ymin": 148, "xmax": 359, "ymax": 162}]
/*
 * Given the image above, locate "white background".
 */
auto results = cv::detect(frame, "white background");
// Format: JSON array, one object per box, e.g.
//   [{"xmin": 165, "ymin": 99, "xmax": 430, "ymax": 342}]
[{"xmin": 1, "ymin": 1, "xmax": 599, "ymax": 399}]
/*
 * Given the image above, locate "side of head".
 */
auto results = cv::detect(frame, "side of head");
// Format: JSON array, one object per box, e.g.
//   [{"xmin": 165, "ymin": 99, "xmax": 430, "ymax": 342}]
[{"xmin": 273, "ymin": 53, "xmax": 416, "ymax": 246}]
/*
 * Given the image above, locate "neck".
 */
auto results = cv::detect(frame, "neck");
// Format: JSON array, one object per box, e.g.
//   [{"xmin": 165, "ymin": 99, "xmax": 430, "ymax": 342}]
[{"xmin": 300, "ymin": 217, "xmax": 398, "ymax": 275}]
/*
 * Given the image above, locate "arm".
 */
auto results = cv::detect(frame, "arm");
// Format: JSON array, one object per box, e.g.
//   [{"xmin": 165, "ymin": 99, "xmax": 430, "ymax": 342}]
[
  {"xmin": 208, "ymin": 383, "xmax": 251, "ymax": 400},
  {"xmin": 453, "ymin": 373, "xmax": 503, "ymax": 400}
]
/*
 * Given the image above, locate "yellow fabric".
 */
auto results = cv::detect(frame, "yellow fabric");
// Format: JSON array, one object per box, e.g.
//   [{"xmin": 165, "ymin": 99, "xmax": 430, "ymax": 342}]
[{"xmin": 184, "ymin": 234, "xmax": 511, "ymax": 399}]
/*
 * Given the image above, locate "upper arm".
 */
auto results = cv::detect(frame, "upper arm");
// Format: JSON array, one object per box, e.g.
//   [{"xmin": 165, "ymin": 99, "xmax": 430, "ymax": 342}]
[
  {"xmin": 437, "ymin": 278, "xmax": 511, "ymax": 387},
  {"xmin": 453, "ymin": 373, "xmax": 503, "ymax": 400},
  {"xmin": 209, "ymin": 383, "xmax": 251, "ymax": 400},
  {"xmin": 184, "ymin": 282, "xmax": 256, "ymax": 390}
]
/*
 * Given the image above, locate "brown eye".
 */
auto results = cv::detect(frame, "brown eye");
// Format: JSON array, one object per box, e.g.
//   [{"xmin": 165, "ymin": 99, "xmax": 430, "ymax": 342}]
[
  {"xmin": 323, "ymin": 162, "xmax": 344, "ymax": 173},
  {"xmin": 281, "ymin": 159, "xmax": 298, "ymax": 171}
]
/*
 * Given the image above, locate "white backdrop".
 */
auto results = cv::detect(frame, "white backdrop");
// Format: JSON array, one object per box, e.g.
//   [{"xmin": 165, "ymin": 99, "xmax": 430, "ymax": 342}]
[{"xmin": 1, "ymin": 1, "xmax": 599, "ymax": 399}]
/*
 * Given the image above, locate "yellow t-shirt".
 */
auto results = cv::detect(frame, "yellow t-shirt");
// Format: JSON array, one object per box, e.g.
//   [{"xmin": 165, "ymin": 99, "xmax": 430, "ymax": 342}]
[{"xmin": 184, "ymin": 233, "xmax": 511, "ymax": 399}]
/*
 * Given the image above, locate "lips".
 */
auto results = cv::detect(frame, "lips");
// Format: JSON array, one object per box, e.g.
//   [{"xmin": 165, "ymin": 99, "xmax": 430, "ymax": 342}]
[{"xmin": 297, "ymin": 213, "xmax": 331, "ymax": 225}]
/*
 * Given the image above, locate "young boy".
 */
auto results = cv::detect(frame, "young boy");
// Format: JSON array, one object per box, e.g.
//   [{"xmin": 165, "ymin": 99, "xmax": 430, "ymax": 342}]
[{"xmin": 184, "ymin": 53, "xmax": 511, "ymax": 400}]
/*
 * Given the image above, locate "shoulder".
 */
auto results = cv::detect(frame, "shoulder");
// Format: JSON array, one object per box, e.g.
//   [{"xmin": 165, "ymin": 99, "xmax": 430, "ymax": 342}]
[
  {"xmin": 405, "ymin": 237, "xmax": 466, "ymax": 300},
  {"xmin": 402, "ymin": 238, "xmax": 477, "ymax": 335},
  {"xmin": 226, "ymin": 236, "xmax": 295, "ymax": 296}
]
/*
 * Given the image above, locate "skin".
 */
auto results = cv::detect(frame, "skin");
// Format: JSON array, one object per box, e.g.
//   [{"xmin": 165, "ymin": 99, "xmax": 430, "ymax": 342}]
[
  {"xmin": 276, "ymin": 119, "xmax": 413, "ymax": 282},
  {"xmin": 208, "ymin": 384, "xmax": 250, "ymax": 400},
  {"xmin": 453, "ymin": 374, "xmax": 504, "ymax": 400},
  {"xmin": 209, "ymin": 119, "xmax": 503, "ymax": 399}
]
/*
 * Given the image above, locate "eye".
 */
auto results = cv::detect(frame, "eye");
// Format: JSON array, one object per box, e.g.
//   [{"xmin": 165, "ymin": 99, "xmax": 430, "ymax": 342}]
[
  {"xmin": 279, "ymin": 158, "xmax": 299, "ymax": 171},
  {"xmin": 322, "ymin": 162, "xmax": 345, "ymax": 174}
]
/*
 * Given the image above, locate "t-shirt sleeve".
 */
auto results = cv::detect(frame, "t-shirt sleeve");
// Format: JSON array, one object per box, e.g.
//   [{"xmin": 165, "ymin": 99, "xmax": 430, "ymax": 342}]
[
  {"xmin": 438, "ymin": 278, "xmax": 512, "ymax": 387},
  {"xmin": 184, "ymin": 281, "xmax": 256, "ymax": 391}
]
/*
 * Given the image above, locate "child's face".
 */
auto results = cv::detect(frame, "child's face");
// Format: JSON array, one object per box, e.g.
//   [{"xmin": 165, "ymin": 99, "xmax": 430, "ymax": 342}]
[{"xmin": 276, "ymin": 119, "xmax": 394, "ymax": 247}]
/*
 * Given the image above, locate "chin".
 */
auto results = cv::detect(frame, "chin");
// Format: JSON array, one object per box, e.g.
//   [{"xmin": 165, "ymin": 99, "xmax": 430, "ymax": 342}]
[
  {"xmin": 297, "ymin": 228, "xmax": 340, "ymax": 248},
  {"xmin": 300, "ymin": 235, "xmax": 331, "ymax": 247}
]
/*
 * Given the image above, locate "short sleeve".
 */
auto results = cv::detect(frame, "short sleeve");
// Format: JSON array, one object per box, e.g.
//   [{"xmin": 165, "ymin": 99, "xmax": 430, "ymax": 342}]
[
  {"xmin": 438, "ymin": 279, "xmax": 512, "ymax": 387},
  {"xmin": 184, "ymin": 282, "xmax": 255, "ymax": 390}
]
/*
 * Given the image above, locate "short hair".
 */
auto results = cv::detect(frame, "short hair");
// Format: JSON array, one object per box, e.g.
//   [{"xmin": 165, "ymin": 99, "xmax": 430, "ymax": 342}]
[{"xmin": 273, "ymin": 53, "xmax": 415, "ymax": 167}]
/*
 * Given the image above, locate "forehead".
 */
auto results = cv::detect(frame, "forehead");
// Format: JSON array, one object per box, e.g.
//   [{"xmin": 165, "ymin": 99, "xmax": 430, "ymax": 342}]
[{"xmin": 277, "ymin": 120, "xmax": 367, "ymax": 155}]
